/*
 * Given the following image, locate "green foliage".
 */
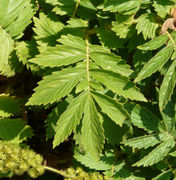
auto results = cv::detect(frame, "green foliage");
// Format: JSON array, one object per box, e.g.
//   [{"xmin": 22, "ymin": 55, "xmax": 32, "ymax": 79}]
[
  {"xmin": 27, "ymin": 32, "xmax": 146, "ymax": 160},
  {"xmin": 0, "ymin": 95, "xmax": 20, "ymax": 117},
  {"xmin": 152, "ymin": 170, "xmax": 172, "ymax": 180},
  {"xmin": 0, "ymin": 0, "xmax": 35, "ymax": 76},
  {"xmin": 135, "ymin": 45, "xmax": 174, "ymax": 82},
  {"xmin": 159, "ymin": 60, "xmax": 176, "ymax": 111},
  {"xmin": 103, "ymin": 0, "xmax": 142, "ymax": 14},
  {"xmin": 124, "ymin": 104, "xmax": 176, "ymax": 167},
  {"xmin": 153, "ymin": 0, "xmax": 174, "ymax": 18},
  {"xmin": 133, "ymin": 136, "xmax": 175, "ymax": 167},
  {"xmin": 1, "ymin": 0, "xmax": 176, "ymax": 179},
  {"xmin": 136, "ymin": 13, "xmax": 159, "ymax": 39}
]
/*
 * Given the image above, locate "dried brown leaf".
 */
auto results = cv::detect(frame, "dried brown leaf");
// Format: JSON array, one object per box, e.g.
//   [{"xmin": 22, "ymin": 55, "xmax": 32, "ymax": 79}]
[{"xmin": 161, "ymin": 18, "xmax": 176, "ymax": 34}]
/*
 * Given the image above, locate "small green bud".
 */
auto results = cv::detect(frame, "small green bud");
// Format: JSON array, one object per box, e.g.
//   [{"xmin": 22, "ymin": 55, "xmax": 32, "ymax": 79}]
[
  {"xmin": 35, "ymin": 154, "xmax": 43, "ymax": 165},
  {"xmin": 27, "ymin": 158, "xmax": 38, "ymax": 167},
  {"xmin": 0, "ymin": 161, "xmax": 5, "ymax": 172},
  {"xmin": 21, "ymin": 149, "xmax": 29, "ymax": 159},
  {"xmin": 19, "ymin": 162, "xmax": 29, "ymax": 172},
  {"xmin": 67, "ymin": 167, "xmax": 75, "ymax": 175},
  {"xmin": 76, "ymin": 167, "xmax": 83, "ymax": 174},
  {"xmin": 13, "ymin": 147, "xmax": 21, "ymax": 155},
  {"xmin": 36, "ymin": 165, "xmax": 45, "ymax": 175},
  {"xmin": 104, "ymin": 176, "xmax": 110, "ymax": 180},
  {"xmin": 13, "ymin": 168, "xmax": 25, "ymax": 175},
  {"xmin": 11, "ymin": 154, "xmax": 20, "ymax": 162},
  {"xmin": 5, "ymin": 147, "xmax": 13, "ymax": 155},
  {"xmin": 79, "ymin": 171, "xmax": 87, "ymax": 177},
  {"xmin": 0, "ymin": 153, "xmax": 6, "ymax": 160},
  {"xmin": 28, "ymin": 168, "xmax": 39, "ymax": 179},
  {"xmin": 26, "ymin": 150, "xmax": 36, "ymax": 159},
  {"xmin": 0, "ymin": 142, "xmax": 45, "ymax": 178},
  {"xmin": 98, "ymin": 174, "xmax": 103, "ymax": 180},
  {"xmin": 5, "ymin": 161, "xmax": 17, "ymax": 170}
]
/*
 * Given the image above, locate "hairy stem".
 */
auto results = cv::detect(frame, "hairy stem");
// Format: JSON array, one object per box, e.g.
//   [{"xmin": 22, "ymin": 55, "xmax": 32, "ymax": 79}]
[{"xmin": 43, "ymin": 166, "xmax": 76, "ymax": 179}]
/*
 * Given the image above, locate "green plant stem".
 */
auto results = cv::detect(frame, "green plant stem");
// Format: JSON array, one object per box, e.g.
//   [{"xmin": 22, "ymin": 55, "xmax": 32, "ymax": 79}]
[
  {"xmin": 165, "ymin": 159, "xmax": 176, "ymax": 177},
  {"xmin": 85, "ymin": 35, "xmax": 90, "ymax": 92},
  {"xmin": 72, "ymin": 0, "xmax": 80, "ymax": 18},
  {"xmin": 85, "ymin": 24, "xmax": 112, "ymax": 36},
  {"xmin": 43, "ymin": 166, "xmax": 76, "ymax": 179},
  {"xmin": 166, "ymin": 31, "xmax": 176, "ymax": 49}
]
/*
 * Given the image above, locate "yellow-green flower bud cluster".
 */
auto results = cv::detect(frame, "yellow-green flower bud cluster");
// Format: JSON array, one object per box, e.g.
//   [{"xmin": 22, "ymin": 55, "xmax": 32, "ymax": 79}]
[
  {"xmin": 0, "ymin": 143, "xmax": 45, "ymax": 178},
  {"xmin": 65, "ymin": 167, "xmax": 110, "ymax": 180}
]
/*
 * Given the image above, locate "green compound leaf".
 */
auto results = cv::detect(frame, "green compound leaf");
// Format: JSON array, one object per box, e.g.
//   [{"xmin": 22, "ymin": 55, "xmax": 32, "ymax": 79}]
[
  {"xmin": 138, "ymin": 34, "xmax": 168, "ymax": 50},
  {"xmin": 0, "ymin": 95, "xmax": 20, "ymax": 118},
  {"xmin": 92, "ymin": 92, "xmax": 129, "ymax": 126},
  {"xmin": 53, "ymin": 92, "xmax": 86, "ymax": 148},
  {"xmin": 123, "ymin": 132, "xmax": 170, "ymax": 149},
  {"xmin": 130, "ymin": 104, "xmax": 164, "ymax": 133},
  {"xmin": 133, "ymin": 136, "xmax": 175, "ymax": 167},
  {"xmin": 26, "ymin": 68, "xmax": 83, "ymax": 106},
  {"xmin": 136, "ymin": 13, "xmax": 159, "ymax": 40},
  {"xmin": 81, "ymin": 93, "xmax": 105, "ymax": 160},
  {"xmin": 103, "ymin": 0, "xmax": 142, "ymax": 14},
  {"xmin": 112, "ymin": 14, "xmax": 135, "ymax": 39},
  {"xmin": 91, "ymin": 69, "xmax": 147, "ymax": 102},
  {"xmin": 153, "ymin": 0, "xmax": 174, "ymax": 18},
  {"xmin": 0, "ymin": 0, "xmax": 35, "ymax": 39},
  {"xmin": 159, "ymin": 60, "xmax": 176, "ymax": 111},
  {"xmin": 33, "ymin": 12, "xmax": 64, "ymax": 40},
  {"xmin": 135, "ymin": 45, "xmax": 174, "ymax": 82},
  {"xmin": 0, "ymin": 0, "xmax": 35, "ymax": 75},
  {"xmin": 0, "ymin": 27, "xmax": 14, "ymax": 65},
  {"xmin": 33, "ymin": 12, "xmax": 64, "ymax": 49}
]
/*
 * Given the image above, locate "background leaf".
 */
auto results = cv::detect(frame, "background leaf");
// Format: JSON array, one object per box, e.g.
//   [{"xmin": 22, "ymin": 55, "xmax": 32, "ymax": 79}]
[
  {"xmin": 135, "ymin": 45, "xmax": 174, "ymax": 82},
  {"xmin": 159, "ymin": 60, "xmax": 176, "ymax": 111},
  {"xmin": 0, "ymin": 95, "xmax": 20, "ymax": 118},
  {"xmin": 138, "ymin": 34, "xmax": 168, "ymax": 50},
  {"xmin": 0, "ymin": 118, "xmax": 32, "ymax": 142},
  {"xmin": 130, "ymin": 104, "xmax": 164, "ymax": 133},
  {"xmin": 133, "ymin": 136, "xmax": 175, "ymax": 167},
  {"xmin": 124, "ymin": 133, "xmax": 170, "ymax": 149}
]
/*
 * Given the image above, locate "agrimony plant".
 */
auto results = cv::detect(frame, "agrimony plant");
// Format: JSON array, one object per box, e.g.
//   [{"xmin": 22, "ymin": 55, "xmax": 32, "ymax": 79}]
[{"xmin": 1, "ymin": 0, "xmax": 176, "ymax": 179}]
